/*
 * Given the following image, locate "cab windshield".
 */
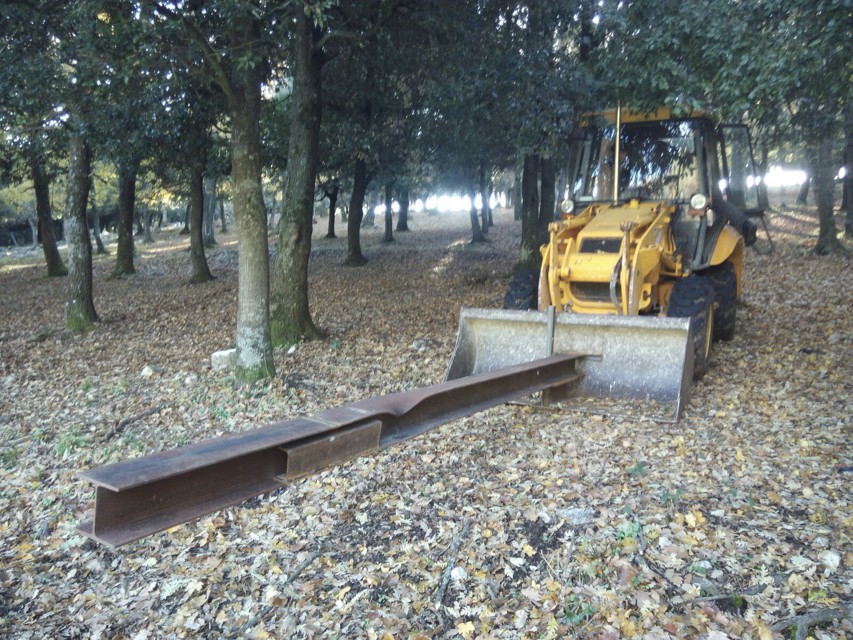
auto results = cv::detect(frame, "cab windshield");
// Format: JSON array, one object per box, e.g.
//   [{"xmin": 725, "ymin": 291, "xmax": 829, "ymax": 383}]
[{"xmin": 568, "ymin": 119, "xmax": 706, "ymax": 204}]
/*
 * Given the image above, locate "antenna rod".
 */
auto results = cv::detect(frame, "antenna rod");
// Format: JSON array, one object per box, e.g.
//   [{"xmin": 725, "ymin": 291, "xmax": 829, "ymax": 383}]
[{"xmin": 613, "ymin": 102, "xmax": 621, "ymax": 205}]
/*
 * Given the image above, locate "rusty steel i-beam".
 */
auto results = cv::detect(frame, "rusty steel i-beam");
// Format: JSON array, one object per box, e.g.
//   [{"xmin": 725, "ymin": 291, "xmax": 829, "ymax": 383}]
[{"xmin": 77, "ymin": 354, "xmax": 584, "ymax": 548}]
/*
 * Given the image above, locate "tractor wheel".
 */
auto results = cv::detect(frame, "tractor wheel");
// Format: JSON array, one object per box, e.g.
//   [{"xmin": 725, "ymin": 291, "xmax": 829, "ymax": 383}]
[
  {"xmin": 503, "ymin": 270, "xmax": 538, "ymax": 310},
  {"xmin": 668, "ymin": 276, "xmax": 715, "ymax": 380},
  {"xmin": 704, "ymin": 262, "xmax": 737, "ymax": 341}
]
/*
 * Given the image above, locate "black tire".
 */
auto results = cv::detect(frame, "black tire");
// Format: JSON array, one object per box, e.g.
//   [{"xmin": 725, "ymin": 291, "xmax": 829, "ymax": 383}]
[
  {"xmin": 703, "ymin": 262, "xmax": 737, "ymax": 341},
  {"xmin": 503, "ymin": 269, "xmax": 538, "ymax": 310},
  {"xmin": 668, "ymin": 276, "xmax": 715, "ymax": 380}
]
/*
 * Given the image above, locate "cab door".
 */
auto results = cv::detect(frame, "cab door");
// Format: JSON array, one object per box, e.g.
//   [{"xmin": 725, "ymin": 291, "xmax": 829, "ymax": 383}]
[{"xmin": 718, "ymin": 124, "xmax": 767, "ymax": 214}]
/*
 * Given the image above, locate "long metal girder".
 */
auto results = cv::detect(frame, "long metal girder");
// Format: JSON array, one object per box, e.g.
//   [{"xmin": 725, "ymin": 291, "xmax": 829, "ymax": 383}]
[{"xmin": 77, "ymin": 354, "xmax": 584, "ymax": 548}]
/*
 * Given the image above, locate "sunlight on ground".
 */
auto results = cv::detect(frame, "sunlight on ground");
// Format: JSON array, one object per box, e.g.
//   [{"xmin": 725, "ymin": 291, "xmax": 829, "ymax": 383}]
[
  {"xmin": 430, "ymin": 238, "xmax": 480, "ymax": 276},
  {"xmin": 0, "ymin": 261, "xmax": 34, "ymax": 274}
]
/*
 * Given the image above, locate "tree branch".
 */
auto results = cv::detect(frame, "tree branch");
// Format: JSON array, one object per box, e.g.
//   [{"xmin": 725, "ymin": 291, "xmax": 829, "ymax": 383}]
[
  {"xmin": 771, "ymin": 603, "xmax": 852, "ymax": 640},
  {"xmin": 103, "ymin": 405, "xmax": 164, "ymax": 442},
  {"xmin": 434, "ymin": 519, "xmax": 471, "ymax": 607},
  {"xmin": 313, "ymin": 0, "xmax": 413, "ymax": 53},
  {"xmin": 150, "ymin": 1, "xmax": 235, "ymax": 104}
]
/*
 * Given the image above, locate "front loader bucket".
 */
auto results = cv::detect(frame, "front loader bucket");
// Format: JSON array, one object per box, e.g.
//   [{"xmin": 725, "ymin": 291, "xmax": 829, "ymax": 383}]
[{"xmin": 446, "ymin": 308, "xmax": 694, "ymax": 420}]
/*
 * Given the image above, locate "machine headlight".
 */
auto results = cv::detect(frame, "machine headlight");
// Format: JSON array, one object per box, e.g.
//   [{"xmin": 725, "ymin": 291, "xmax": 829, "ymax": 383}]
[
  {"xmin": 689, "ymin": 193, "xmax": 708, "ymax": 210},
  {"xmin": 559, "ymin": 199, "xmax": 575, "ymax": 216}
]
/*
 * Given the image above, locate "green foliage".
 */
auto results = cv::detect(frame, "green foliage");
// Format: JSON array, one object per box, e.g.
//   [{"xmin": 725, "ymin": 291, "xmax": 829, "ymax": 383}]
[
  {"xmin": 1, "ymin": 448, "xmax": 20, "ymax": 469},
  {"xmin": 626, "ymin": 461, "xmax": 649, "ymax": 477},
  {"xmin": 562, "ymin": 594, "xmax": 596, "ymax": 626},
  {"xmin": 661, "ymin": 487, "xmax": 685, "ymax": 509},
  {"xmin": 55, "ymin": 430, "xmax": 86, "ymax": 457},
  {"xmin": 615, "ymin": 521, "xmax": 641, "ymax": 541},
  {"xmin": 593, "ymin": 0, "xmax": 848, "ymax": 145}
]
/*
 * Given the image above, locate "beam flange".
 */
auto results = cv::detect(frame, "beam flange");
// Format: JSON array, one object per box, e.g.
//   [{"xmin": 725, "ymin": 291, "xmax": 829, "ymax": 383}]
[{"xmin": 77, "ymin": 354, "xmax": 583, "ymax": 547}]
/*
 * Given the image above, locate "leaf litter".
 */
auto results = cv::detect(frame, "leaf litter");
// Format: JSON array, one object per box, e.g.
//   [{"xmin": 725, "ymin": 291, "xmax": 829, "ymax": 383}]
[{"xmin": 0, "ymin": 202, "xmax": 850, "ymax": 639}]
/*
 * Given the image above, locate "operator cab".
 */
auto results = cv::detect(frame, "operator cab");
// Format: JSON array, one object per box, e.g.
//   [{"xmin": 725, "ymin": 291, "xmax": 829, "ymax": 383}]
[{"xmin": 563, "ymin": 111, "xmax": 763, "ymax": 270}]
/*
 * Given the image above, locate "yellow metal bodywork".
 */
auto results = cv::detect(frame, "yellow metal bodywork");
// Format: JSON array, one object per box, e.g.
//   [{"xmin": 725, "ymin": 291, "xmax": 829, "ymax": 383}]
[
  {"xmin": 539, "ymin": 201, "xmax": 681, "ymax": 315},
  {"xmin": 709, "ymin": 225, "xmax": 745, "ymax": 297},
  {"xmin": 539, "ymin": 107, "xmax": 746, "ymax": 317},
  {"xmin": 539, "ymin": 202, "xmax": 745, "ymax": 315}
]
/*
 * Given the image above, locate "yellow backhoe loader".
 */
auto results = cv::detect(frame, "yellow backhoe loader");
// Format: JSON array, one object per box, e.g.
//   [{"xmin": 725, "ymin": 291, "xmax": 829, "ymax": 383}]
[{"xmin": 447, "ymin": 107, "xmax": 765, "ymax": 418}]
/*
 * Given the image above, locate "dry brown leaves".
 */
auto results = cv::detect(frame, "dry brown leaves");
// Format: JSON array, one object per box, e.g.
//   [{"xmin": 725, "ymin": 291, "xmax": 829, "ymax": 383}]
[{"xmin": 0, "ymin": 201, "xmax": 850, "ymax": 639}]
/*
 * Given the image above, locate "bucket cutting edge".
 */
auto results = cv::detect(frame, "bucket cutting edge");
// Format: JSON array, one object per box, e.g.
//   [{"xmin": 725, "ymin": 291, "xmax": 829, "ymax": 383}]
[{"xmin": 445, "ymin": 307, "xmax": 694, "ymax": 419}]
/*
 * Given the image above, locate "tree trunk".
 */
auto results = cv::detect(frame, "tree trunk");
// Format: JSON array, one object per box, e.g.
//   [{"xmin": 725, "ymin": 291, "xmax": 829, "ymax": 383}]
[
  {"xmin": 479, "ymin": 164, "xmax": 490, "ymax": 233},
  {"xmin": 270, "ymin": 11, "xmax": 323, "ymax": 346},
  {"xmin": 64, "ymin": 132, "xmax": 98, "ymax": 332},
  {"xmin": 363, "ymin": 197, "xmax": 376, "ymax": 227},
  {"xmin": 31, "ymin": 158, "xmax": 66, "ymax": 276},
  {"xmin": 114, "ymin": 159, "xmax": 138, "ymax": 277},
  {"xmin": 189, "ymin": 163, "xmax": 213, "ymax": 283},
  {"xmin": 810, "ymin": 137, "xmax": 844, "ymax": 255},
  {"xmin": 796, "ymin": 176, "xmax": 810, "ymax": 204},
  {"xmin": 143, "ymin": 205, "xmax": 154, "ymax": 244},
  {"xmin": 757, "ymin": 140, "xmax": 770, "ymax": 209},
  {"xmin": 520, "ymin": 153, "xmax": 541, "ymax": 267},
  {"xmin": 513, "ymin": 167, "xmax": 523, "ymax": 221},
  {"xmin": 219, "ymin": 193, "xmax": 227, "ymax": 232},
  {"xmin": 845, "ymin": 107, "xmax": 853, "ymax": 236},
  {"xmin": 89, "ymin": 180, "xmax": 107, "ymax": 255},
  {"xmin": 396, "ymin": 186, "xmax": 409, "ymax": 232},
  {"xmin": 346, "ymin": 158, "xmax": 369, "ymax": 265},
  {"xmin": 469, "ymin": 182, "xmax": 485, "ymax": 243},
  {"xmin": 481, "ymin": 171, "xmax": 494, "ymax": 229},
  {"xmin": 326, "ymin": 184, "xmax": 339, "ymax": 238},
  {"xmin": 382, "ymin": 181, "xmax": 394, "ymax": 243},
  {"xmin": 539, "ymin": 155, "xmax": 556, "ymax": 244},
  {"xmin": 180, "ymin": 201, "xmax": 190, "ymax": 235},
  {"xmin": 228, "ymin": 20, "xmax": 274, "ymax": 382},
  {"xmin": 203, "ymin": 175, "xmax": 217, "ymax": 247}
]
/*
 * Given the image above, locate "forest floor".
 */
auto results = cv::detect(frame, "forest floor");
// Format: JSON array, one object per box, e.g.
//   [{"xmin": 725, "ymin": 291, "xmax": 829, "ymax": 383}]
[{"xmin": 0, "ymin": 199, "xmax": 851, "ymax": 640}]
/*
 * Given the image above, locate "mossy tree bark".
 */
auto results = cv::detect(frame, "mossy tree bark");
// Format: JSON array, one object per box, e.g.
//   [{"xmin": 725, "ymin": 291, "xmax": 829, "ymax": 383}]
[
  {"xmin": 229, "ymin": 19, "xmax": 274, "ymax": 382},
  {"xmin": 30, "ymin": 157, "xmax": 66, "ymax": 277},
  {"xmin": 270, "ymin": 11, "xmax": 323, "ymax": 346},
  {"xmin": 64, "ymin": 132, "xmax": 98, "ymax": 332}
]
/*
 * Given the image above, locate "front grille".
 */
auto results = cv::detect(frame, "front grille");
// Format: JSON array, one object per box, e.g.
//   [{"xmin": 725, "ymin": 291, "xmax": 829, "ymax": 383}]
[
  {"xmin": 571, "ymin": 282, "xmax": 620, "ymax": 303},
  {"xmin": 580, "ymin": 238, "xmax": 622, "ymax": 253}
]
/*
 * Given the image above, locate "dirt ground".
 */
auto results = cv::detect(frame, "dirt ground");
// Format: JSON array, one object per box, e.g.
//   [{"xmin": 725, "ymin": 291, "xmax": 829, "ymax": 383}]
[{"xmin": 0, "ymin": 199, "xmax": 851, "ymax": 639}]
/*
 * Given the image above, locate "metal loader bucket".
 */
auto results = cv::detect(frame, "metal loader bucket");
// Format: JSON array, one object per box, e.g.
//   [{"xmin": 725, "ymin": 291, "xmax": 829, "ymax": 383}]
[{"xmin": 445, "ymin": 308, "xmax": 694, "ymax": 419}]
